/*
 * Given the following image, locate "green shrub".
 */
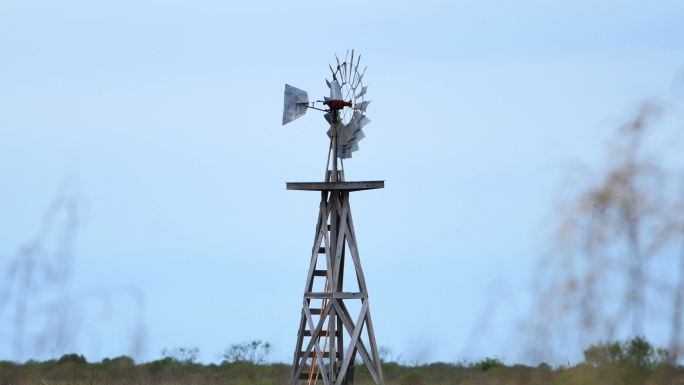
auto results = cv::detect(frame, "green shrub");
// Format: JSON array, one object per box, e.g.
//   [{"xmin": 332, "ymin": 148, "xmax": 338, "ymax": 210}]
[
  {"xmin": 474, "ymin": 357, "xmax": 504, "ymax": 371},
  {"xmin": 161, "ymin": 346, "xmax": 200, "ymax": 364},
  {"xmin": 220, "ymin": 340, "xmax": 271, "ymax": 364},
  {"xmin": 101, "ymin": 356, "xmax": 135, "ymax": 368},
  {"xmin": 582, "ymin": 336, "xmax": 668, "ymax": 372},
  {"xmin": 57, "ymin": 353, "xmax": 87, "ymax": 364}
]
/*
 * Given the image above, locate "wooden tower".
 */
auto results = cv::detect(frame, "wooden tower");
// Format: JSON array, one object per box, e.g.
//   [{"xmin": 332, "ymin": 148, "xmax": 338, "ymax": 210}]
[
  {"xmin": 283, "ymin": 50, "xmax": 382, "ymax": 385},
  {"xmin": 287, "ymin": 170, "xmax": 384, "ymax": 385}
]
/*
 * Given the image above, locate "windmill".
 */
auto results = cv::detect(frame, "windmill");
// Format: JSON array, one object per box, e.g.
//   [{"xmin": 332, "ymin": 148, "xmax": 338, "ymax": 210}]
[{"xmin": 283, "ymin": 51, "xmax": 384, "ymax": 385}]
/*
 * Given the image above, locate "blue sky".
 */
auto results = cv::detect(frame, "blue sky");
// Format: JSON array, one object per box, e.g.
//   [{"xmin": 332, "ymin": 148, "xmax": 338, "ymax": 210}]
[{"xmin": 1, "ymin": 0, "xmax": 683, "ymax": 364}]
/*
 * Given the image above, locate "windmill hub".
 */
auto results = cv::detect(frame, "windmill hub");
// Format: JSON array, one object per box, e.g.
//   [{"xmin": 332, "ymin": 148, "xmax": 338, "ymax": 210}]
[{"xmin": 322, "ymin": 99, "xmax": 352, "ymax": 112}]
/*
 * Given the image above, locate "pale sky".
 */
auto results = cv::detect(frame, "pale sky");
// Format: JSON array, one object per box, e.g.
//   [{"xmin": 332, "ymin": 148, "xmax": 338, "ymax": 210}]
[{"xmin": 1, "ymin": 0, "xmax": 683, "ymax": 365}]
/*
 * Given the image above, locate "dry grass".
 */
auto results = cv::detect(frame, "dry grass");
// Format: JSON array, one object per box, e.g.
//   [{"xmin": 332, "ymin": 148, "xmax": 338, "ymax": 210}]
[{"xmin": 2, "ymin": 338, "xmax": 683, "ymax": 385}]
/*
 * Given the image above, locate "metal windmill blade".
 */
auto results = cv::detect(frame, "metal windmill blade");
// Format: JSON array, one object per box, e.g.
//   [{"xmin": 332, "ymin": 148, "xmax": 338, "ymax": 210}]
[
  {"xmin": 337, "ymin": 111, "xmax": 369, "ymax": 157},
  {"xmin": 355, "ymin": 100, "xmax": 371, "ymax": 112},
  {"xmin": 282, "ymin": 84, "xmax": 309, "ymax": 125},
  {"xmin": 330, "ymin": 79, "xmax": 343, "ymax": 100}
]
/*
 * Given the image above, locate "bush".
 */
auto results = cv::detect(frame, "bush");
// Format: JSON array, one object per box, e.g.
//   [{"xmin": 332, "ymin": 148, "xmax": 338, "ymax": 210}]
[
  {"xmin": 161, "ymin": 346, "xmax": 200, "ymax": 364},
  {"xmin": 220, "ymin": 340, "xmax": 271, "ymax": 364},
  {"xmin": 582, "ymin": 336, "xmax": 668, "ymax": 372},
  {"xmin": 57, "ymin": 353, "xmax": 87, "ymax": 364},
  {"xmin": 101, "ymin": 356, "xmax": 135, "ymax": 367},
  {"xmin": 474, "ymin": 357, "xmax": 504, "ymax": 371}
]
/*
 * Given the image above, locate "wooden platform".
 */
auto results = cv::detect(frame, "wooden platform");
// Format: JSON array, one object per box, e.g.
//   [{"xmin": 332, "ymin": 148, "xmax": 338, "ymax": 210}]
[{"xmin": 286, "ymin": 181, "xmax": 384, "ymax": 191}]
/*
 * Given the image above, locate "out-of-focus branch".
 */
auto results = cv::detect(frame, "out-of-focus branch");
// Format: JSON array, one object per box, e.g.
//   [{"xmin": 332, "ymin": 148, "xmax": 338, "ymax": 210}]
[
  {"xmin": 528, "ymin": 98, "xmax": 684, "ymax": 363},
  {"xmin": 0, "ymin": 180, "xmax": 147, "ymax": 361}
]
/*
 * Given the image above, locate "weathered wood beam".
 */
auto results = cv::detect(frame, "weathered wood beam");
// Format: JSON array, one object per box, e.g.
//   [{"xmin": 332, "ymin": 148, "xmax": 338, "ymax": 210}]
[
  {"xmin": 304, "ymin": 292, "xmax": 367, "ymax": 299},
  {"xmin": 286, "ymin": 181, "xmax": 384, "ymax": 191}
]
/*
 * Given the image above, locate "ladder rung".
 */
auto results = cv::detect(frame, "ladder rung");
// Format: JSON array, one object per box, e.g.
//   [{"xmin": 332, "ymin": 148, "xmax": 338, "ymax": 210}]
[
  {"xmin": 298, "ymin": 351, "xmax": 330, "ymax": 358},
  {"xmin": 299, "ymin": 370, "xmax": 311, "ymax": 380},
  {"xmin": 303, "ymin": 330, "xmax": 340, "ymax": 337},
  {"xmin": 318, "ymin": 247, "xmax": 326, "ymax": 254},
  {"xmin": 299, "ymin": 372, "xmax": 313, "ymax": 380},
  {"xmin": 313, "ymin": 270, "xmax": 327, "ymax": 277}
]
